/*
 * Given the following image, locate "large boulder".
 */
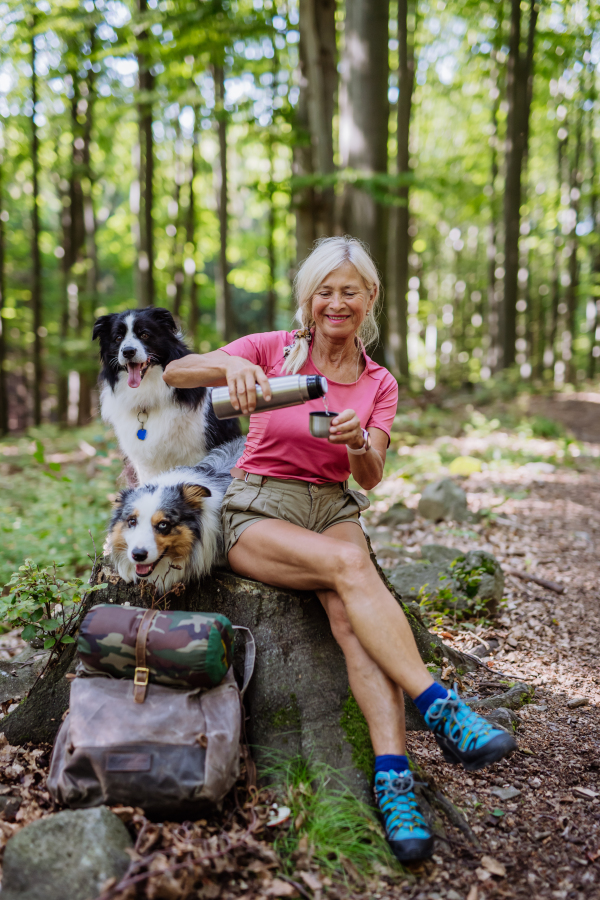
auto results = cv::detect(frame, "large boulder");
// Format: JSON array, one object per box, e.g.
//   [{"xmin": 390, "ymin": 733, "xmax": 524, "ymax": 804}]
[
  {"xmin": 418, "ymin": 478, "xmax": 469, "ymax": 521},
  {"xmin": 1, "ymin": 806, "xmax": 132, "ymax": 900},
  {"xmin": 386, "ymin": 548, "xmax": 504, "ymax": 616}
]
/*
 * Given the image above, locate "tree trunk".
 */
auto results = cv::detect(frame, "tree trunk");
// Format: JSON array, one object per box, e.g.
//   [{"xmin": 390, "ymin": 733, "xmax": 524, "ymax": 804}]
[
  {"xmin": 31, "ymin": 27, "xmax": 43, "ymax": 427},
  {"xmin": 79, "ymin": 45, "xmax": 98, "ymax": 426},
  {"xmin": 501, "ymin": 0, "xmax": 537, "ymax": 369},
  {"xmin": 547, "ymin": 133, "xmax": 567, "ymax": 378},
  {"xmin": 565, "ymin": 105, "xmax": 583, "ymax": 384},
  {"xmin": 486, "ymin": 32, "xmax": 502, "ymax": 373},
  {"xmin": 171, "ymin": 126, "xmax": 185, "ymax": 320},
  {"xmin": 294, "ymin": 0, "xmax": 337, "ymax": 263},
  {"xmin": 2, "ymin": 555, "xmax": 473, "ymax": 797},
  {"xmin": 266, "ymin": 138, "xmax": 277, "ymax": 332},
  {"xmin": 394, "ymin": 0, "xmax": 416, "ymax": 380},
  {"xmin": 214, "ymin": 64, "xmax": 233, "ymax": 341},
  {"xmin": 0, "ymin": 142, "xmax": 7, "ymax": 435},
  {"xmin": 588, "ymin": 72, "xmax": 600, "ymax": 378},
  {"xmin": 340, "ymin": 0, "xmax": 389, "ymax": 364},
  {"xmin": 187, "ymin": 118, "xmax": 199, "ymax": 350},
  {"xmin": 137, "ymin": 0, "xmax": 155, "ymax": 308}
]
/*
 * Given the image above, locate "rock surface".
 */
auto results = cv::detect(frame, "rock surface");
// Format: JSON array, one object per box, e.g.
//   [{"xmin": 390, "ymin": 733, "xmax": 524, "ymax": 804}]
[
  {"xmin": 482, "ymin": 707, "xmax": 521, "ymax": 731},
  {"xmin": 418, "ymin": 478, "xmax": 469, "ymax": 521},
  {"xmin": 471, "ymin": 682, "xmax": 534, "ymax": 711},
  {"xmin": 377, "ymin": 502, "xmax": 416, "ymax": 526},
  {"xmin": 385, "ymin": 548, "xmax": 504, "ymax": 615},
  {"xmin": 1, "ymin": 806, "xmax": 132, "ymax": 900}
]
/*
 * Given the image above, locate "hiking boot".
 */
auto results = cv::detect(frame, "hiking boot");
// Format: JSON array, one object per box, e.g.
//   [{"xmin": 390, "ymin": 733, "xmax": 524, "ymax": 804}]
[
  {"xmin": 374, "ymin": 769, "xmax": 434, "ymax": 862},
  {"xmin": 424, "ymin": 688, "xmax": 517, "ymax": 771}
]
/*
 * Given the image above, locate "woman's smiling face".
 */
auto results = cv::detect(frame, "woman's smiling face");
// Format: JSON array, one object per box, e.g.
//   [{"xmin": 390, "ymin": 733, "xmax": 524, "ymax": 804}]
[{"xmin": 311, "ymin": 260, "xmax": 375, "ymax": 342}]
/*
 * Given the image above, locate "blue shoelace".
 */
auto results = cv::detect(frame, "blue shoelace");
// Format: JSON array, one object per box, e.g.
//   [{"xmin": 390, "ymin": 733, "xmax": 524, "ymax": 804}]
[
  {"xmin": 374, "ymin": 770, "xmax": 430, "ymax": 839},
  {"xmin": 425, "ymin": 688, "xmax": 497, "ymax": 752}
]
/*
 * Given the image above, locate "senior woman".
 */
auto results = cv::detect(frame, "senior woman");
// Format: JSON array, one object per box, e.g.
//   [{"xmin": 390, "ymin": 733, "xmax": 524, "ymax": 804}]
[{"xmin": 164, "ymin": 236, "xmax": 516, "ymax": 862}]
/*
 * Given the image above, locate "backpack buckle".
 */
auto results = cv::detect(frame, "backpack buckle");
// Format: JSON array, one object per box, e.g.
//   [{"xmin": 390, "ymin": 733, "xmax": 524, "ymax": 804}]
[{"xmin": 134, "ymin": 667, "xmax": 149, "ymax": 686}]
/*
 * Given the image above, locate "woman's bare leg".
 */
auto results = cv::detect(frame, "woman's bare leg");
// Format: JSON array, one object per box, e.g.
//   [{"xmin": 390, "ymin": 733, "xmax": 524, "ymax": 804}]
[
  {"xmin": 228, "ymin": 518, "xmax": 434, "ymax": 700},
  {"xmin": 316, "ymin": 522, "xmax": 406, "ymax": 756}
]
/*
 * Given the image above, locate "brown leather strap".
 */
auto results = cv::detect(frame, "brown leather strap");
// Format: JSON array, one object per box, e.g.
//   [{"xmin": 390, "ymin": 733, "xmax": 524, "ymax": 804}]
[{"xmin": 133, "ymin": 608, "xmax": 158, "ymax": 704}]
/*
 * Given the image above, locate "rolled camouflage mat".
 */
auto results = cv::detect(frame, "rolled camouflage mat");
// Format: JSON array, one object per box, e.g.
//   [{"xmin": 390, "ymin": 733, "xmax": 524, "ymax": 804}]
[{"xmin": 77, "ymin": 604, "xmax": 234, "ymax": 689}]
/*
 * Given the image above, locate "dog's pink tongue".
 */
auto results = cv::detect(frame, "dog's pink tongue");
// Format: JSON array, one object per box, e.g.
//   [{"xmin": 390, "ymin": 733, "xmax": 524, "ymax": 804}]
[
  {"xmin": 136, "ymin": 563, "xmax": 152, "ymax": 576},
  {"xmin": 127, "ymin": 363, "xmax": 142, "ymax": 389}
]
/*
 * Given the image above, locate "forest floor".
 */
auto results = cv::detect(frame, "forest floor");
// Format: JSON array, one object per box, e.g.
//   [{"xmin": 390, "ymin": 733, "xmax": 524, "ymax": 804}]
[{"xmin": 0, "ymin": 391, "xmax": 598, "ymax": 899}]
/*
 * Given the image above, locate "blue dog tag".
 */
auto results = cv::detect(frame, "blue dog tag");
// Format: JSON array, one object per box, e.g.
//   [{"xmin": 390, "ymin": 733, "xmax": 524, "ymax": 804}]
[{"xmin": 137, "ymin": 429, "xmax": 147, "ymax": 440}]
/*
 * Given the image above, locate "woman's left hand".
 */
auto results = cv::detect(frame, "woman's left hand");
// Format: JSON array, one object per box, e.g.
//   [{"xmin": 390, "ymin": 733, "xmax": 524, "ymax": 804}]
[{"xmin": 328, "ymin": 409, "xmax": 365, "ymax": 450}]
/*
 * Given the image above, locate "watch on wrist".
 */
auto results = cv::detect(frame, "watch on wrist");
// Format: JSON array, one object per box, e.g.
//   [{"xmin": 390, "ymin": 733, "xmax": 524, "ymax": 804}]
[{"xmin": 347, "ymin": 429, "xmax": 371, "ymax": 455}]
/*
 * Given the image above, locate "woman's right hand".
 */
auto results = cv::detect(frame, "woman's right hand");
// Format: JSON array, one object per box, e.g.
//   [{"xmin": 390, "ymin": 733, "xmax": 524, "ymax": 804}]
[{"xmin": 225, "ymin": 357, "xmax": 272, "ymax": 414}]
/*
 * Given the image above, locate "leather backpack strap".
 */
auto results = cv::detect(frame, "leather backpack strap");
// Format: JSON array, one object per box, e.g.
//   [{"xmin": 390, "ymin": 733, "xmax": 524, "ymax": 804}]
[
  {"xmin": 232, "ymin": 626, "xmax": 255, "ymax": 696},
  {"xmin": 133, "ymin": 608, "xmax": 158, "ymax": 704}
]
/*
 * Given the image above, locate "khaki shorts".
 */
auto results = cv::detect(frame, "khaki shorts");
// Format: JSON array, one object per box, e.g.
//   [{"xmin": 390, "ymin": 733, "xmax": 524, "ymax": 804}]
[{"xmin": 221, "ymin": 473, "xmax": 370, "ymax": 556}]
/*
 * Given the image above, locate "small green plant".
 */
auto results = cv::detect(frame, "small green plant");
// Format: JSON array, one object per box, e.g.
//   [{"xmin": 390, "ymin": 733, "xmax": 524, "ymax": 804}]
[
  {"xmin": 450, "ymin": 555, "xmax": 495, "ymax": 599},
  {"xmin": 265, "ymin": 756, "xmax": 400, "ymax": 881},
  {"xmin": 0, "ymin": 559, "xmax": 106, "ymax": 652}
]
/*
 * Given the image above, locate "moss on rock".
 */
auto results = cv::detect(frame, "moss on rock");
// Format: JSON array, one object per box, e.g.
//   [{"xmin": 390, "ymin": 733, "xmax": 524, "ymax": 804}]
[{"xmin": 340, "ymin": 689, "xmax": 375, "ymax": 781}]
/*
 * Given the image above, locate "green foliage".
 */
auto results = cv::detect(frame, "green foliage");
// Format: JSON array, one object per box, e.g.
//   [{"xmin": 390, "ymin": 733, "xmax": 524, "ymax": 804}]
[
  {"xmin": 416, "ymin": 555, "xmax": 496, "ymax": 623},
  {"xmin": 528, "ymin": 415, "xmax": 566, "ymax": 440},
  {"xmin": 450, "ymin": 554, "xmax": 495, "ymax": 599},
  {"xmin": 266, "ymin": 756, "xmax": 400, "ymax": 879},
  {"xmin": 0, "ymin": 558, "xmax": 105, "ymax": 651},
  {"xmin": 0, "ymin": 424, "xmax": 121, "ymax": 585}
]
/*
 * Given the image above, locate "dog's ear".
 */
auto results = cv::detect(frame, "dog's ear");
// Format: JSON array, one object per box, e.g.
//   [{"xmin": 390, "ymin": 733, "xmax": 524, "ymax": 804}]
[
  {"xmin": 153, "ymin": 308, "xmax": 177, "ymax": 333},
  {"xmin": 92, "ymin": 314, "xmax": 114, "ymax": 343},
  {"xmin": 112, "ymin": 489, "xmax": 131, "ymax": 508},
  {"xmin": 181, "ymin": 484, "xmax": 211, "ymax": 507}
]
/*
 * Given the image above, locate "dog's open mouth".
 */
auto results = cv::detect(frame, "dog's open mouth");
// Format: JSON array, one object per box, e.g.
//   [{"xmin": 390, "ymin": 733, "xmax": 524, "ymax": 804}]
[
  {"xmin": 135, "ymin": 553, "xmax": 166, "ymax": 578},
  {"xmin": 127, "ymin": 361, "xmax": 151, "ymax": 389}
]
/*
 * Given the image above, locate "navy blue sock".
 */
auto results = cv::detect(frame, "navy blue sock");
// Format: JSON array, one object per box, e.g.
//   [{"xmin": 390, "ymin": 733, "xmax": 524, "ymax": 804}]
[
  {"xmin": 414, "ymin": 682, "xmax": 449, "ymax": 718},
  {"xmin": 374, "ymin": 754, "xmax": 410, "ymax": 775}
]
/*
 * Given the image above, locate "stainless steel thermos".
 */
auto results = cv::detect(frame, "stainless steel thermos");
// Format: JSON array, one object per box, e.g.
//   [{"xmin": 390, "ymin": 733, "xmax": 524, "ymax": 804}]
[{"xmin": 211, "ymin": 374, "xmax": 328, "ymax": 419}]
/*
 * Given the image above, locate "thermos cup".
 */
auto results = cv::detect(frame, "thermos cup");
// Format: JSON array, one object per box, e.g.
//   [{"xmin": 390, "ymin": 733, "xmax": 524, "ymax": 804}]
[{"xmin": 211, "ymin": 374, "xmax": 328, "ymax": 419}]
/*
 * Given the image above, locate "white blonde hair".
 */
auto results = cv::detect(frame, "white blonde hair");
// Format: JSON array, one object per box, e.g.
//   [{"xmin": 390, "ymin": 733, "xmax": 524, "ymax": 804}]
[{"xmin": 282, "ymin": 236, "xmax": 381, "ymax": 375}]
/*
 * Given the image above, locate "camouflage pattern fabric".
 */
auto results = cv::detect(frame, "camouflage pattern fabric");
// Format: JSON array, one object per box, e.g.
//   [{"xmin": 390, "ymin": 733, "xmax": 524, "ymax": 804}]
[{"xmin": 78, "ymin": 604, "xmax": 233, "ymax": 689}]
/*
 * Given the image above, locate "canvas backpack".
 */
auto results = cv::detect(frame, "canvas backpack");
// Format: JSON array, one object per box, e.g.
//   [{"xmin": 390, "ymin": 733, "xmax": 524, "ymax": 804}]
[{"xmin": 47, "ymin": 607, "xmax": 255, "ymax": 819}]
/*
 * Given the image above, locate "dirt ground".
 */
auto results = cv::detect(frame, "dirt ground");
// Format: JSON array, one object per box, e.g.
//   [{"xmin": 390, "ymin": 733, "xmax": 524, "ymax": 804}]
[
  {"xmin": 0, "ymin": 404, "xmax": 598, "ymax": 900},
  {"xmin": 367, "ymin": 442, "xmax": 600, "ymax": 900}
]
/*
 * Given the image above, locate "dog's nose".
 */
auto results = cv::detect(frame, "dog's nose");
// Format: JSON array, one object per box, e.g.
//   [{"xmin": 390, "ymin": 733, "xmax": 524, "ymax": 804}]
[
  {"xmin": 131, "ymin": 548, "xmax": 148, "ymax": 561},
  {"xmin": 122, "ymin": 346, "xmax": 136, "ymax": 360}
]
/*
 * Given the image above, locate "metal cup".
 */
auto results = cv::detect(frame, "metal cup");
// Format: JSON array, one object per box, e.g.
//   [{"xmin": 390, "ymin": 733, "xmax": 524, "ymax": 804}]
[{"xmin": 309, "ymin": 411, "xmax": 338, "ymax": 438}]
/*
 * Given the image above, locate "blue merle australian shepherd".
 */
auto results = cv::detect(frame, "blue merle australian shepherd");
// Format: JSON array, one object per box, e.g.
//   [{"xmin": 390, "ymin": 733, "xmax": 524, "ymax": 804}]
[
  {"xmin": 93, "ymin": 307, "xmax": 240, "ymax": 484},
  {"xmin": 106, "ymin": 436, "xmax": 245, "ymax": 590}
]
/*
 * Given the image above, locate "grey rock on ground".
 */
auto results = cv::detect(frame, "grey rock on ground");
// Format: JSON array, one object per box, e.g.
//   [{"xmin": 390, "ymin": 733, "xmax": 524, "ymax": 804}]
[
  {"xmin": 420, "ymin": 544, "xmax": 463, "ymax": 566},
  {"xmin": 386, "ymin": 548, "xmax": 504, "ymax": 615},
  {"xmin": 377, "ymin": 502, "xmax": 416, "ymax": 527},
  {"xmin": 1, "ymin": 806, "xmax": 132, "ymax": 900},
  {"xmin": 418, "ymin": 478, "xmax": 469, "ymax": 521},
  {"xmin": 482, "ymin": 706, "xmax": 521, "ymax": 731},
  {"xmin": 473, "ymin": 682, "xmax": 534, "ymax": 711}
]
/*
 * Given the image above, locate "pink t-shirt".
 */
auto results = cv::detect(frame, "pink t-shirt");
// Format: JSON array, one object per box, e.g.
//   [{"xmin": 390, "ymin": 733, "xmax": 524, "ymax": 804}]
[{"xmin": 221, "ymin": 331, "xmax": 398, "ymax": 484}]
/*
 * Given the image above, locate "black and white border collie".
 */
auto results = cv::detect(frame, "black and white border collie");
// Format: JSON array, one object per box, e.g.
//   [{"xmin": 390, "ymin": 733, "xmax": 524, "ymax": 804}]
[
  {"xmin": 107, "ymin": 436, "xmax": 245, "ymax": 590},
  {"xmin": 93, "ymin": 307, "xmax": 240, "ymax": 483}
]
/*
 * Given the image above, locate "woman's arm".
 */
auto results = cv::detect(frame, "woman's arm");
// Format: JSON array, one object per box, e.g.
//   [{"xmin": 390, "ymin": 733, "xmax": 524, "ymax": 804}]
[
  {"xmin": 328, "ymin": 410, "xmax": 387, "ymax": 491},
  {"xmin": 163, "ymin": 350, "xmax": 271, "ymax": 415}
]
